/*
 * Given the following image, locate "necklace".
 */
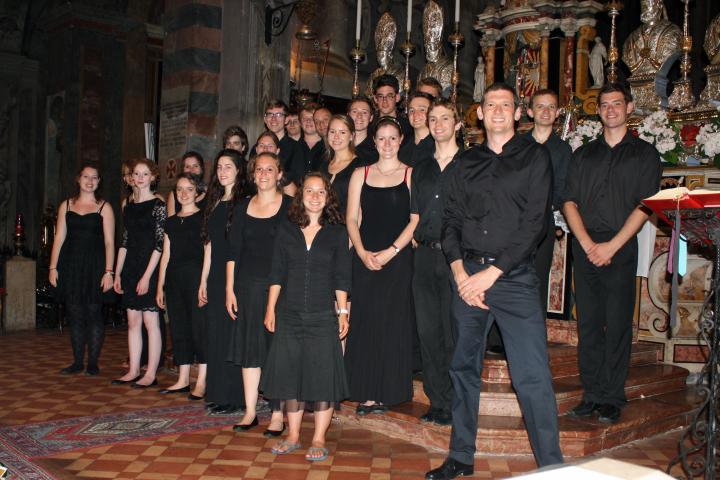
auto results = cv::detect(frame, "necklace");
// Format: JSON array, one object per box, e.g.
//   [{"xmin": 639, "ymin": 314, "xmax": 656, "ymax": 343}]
[{"xmin": 374, "ymin": 164, "xmax": 402, "ymax": 176}]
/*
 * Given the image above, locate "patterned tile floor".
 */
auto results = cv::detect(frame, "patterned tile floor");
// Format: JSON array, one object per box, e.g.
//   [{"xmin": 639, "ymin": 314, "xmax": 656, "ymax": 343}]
[{"xmin": 0, "ymin": 329, "xmax": 693, "ymax": 479}]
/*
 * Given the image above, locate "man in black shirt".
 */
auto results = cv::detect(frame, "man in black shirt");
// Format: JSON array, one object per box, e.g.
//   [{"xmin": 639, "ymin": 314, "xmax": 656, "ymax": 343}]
[
  {"xmin": 411, "ymin": 98, "xmax": 462, "ymax": 427},
  {"xmin": 262, "ymin": 99, "xmax": 304, "ymax": 189},
  {"xmin": 370, "ymin": 74, "xmax": 413, "ymax": 143},
  {"xmin": 564, "ymin": 83, "xmax": 662, "ymax": 424},
  {"xmin": 400, "ymin": 92, "xmax": 435, "ymax": 167},
  {"xmin": 526, "ymin": 88, "xmax": 571, "ymax": 313},
  {"xmin": 298, "ymin": 103, "xmax": 325, "ymax": 173},
  {"xmin": 427, "ymin": 84, "xmax": 562, "ymax": 480}
]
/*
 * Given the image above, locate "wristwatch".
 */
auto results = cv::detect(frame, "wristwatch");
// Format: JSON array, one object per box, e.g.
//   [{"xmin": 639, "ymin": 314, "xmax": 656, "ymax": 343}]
[{"xmin": 392, "ymin": 243, "xmax": 400, "ymax": 254}]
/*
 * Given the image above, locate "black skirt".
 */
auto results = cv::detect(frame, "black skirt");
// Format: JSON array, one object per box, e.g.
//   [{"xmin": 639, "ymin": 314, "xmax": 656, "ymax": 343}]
[{"xmin": 227, "ymin": 277, "xmax": 272, "ymax": 367}]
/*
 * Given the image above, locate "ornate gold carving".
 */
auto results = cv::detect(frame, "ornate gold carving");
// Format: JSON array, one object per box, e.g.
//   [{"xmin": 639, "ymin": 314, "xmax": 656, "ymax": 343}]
[
  {"xmin": 704, "ymin": 13, "xmax": 720, "ymax": 64},
  {"xmin": 623, "ymin": 0, "xmax": 681, "ymax": 78},
  {"xmin": 365, "ymin": 12, "xmax": 404, "ymax": 96},
  {"xmin": 418, "ymin": 0, "xmax": 453, "ymax": 92}
]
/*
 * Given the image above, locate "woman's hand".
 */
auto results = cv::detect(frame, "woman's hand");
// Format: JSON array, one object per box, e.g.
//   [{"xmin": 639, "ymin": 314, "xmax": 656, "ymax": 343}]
[
  {"xmin": 198, "ymin": 282, "xmax": 207, "ymax": 307},
  {"xmin": 264, "ymin": 310, "xmax": 276, "ymax": 333},
  {"xmin": 100, "ymin": 272, "xmax": 113, "ymax": 292},
  {"xmin": 374, "ymin": 247, "xmax": 396, "ymax": 266},
  {"xmin": 113, "ymin": 276, "xmax": 124, "ymax": 294},
  {"xmin": 226, "ymin": 290, "xmax": 238, "ymax": 320},
  {"xmin": 136, "ymin": 275, "xmax": 150, "ymax": 296},
  {"xmin": 156, "ymin": 289, "xmax": 165, "ymax": 309},
  {"xmin": 360, "ymin": 250, "xmax": 383, "ymax": 271},
  {"xmin": 338, "ymin": 313, "xmax": 349, "ymax": 339},
  {"xmin": 49, "ymin": 269, "xmax": 58, "ymax": 287}
]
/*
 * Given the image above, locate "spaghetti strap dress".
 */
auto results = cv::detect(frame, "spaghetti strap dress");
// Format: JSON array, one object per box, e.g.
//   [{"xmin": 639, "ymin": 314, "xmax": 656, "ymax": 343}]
[{"xmin": 344, "ymin": 166, "xmax": 414, "ymax": 405}]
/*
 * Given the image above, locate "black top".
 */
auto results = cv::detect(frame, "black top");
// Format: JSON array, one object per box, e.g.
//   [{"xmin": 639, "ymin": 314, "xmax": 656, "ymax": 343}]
[
  {"xmin": 164, "ymin": 210, "xmax": 204, "ymax": 273},
  {"xmin": 122, "ymin": 198, "xmax": 166, "ymax": 253},
  {"xmin": 269, "ymin": 221, "xmax": 352, "ymax": 314},
  {"xmin": 411, "ymin": 148, "xmax": 461, "ymax": 242},
  {"xmin": 399, "ymin": 134, "xmax": 435, "ymax": 167},
  {"xmin": 442, "ymin": 133, "xmax": 552, "ymax": 274},
  {"xmin": 299, "ymin": 137, "xmax": 326, "ymax": 173},
  {"xmin": 564, "ymin": 131, "xmax": 662, "ymax": 233},
  {"xmin": 228, "ymin": 195, "xmax": 293, "ymax": 280},
  {"xmin": 355, "ymin": 136, "xmax": 379, "ymax": 166},
  {"xmin": 526, "ymin": 130, "xmax": 572, "ymax": 210},
  {"xmin": 360, "ymin": 166, "xmax": 411, "ymax": 251},
  {"xmin": 321, "ymin": 157, "xmax": 362, "ymax": 215}
]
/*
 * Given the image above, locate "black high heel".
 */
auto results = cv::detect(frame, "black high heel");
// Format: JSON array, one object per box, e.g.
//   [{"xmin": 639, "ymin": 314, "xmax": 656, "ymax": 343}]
[
  {"xmin": 232, "ymin": 417, "xmax": 259, "ymax": 431},
  {"xmin": 263, "ymin": 422, "xmax": 286, "ymax": 437},
  {"xmin": 111, "ymin": 375, "xmax": 141, "ymax": 385}
]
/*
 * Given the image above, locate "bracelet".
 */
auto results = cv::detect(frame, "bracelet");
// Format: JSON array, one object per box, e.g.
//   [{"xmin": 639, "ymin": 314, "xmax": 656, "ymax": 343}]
[
  {"xmin": 337, "ymin": 308, "xmax": 349, "ymax": 315},
  {"xmin": 391, "ymin": 244, "xmax": 400, "ymax": 254},
  {"xmin": 103, "ymin": 271, "xmax": 114, "ymax": 276},
  {"xmin": 49, "ymin": 267, "xmax": 57, "ymax": 271}
]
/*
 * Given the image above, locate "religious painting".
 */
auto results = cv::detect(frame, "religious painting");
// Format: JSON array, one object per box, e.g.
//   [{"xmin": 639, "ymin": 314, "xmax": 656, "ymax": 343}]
[
  {"xmin": 158, "ymin": 85, "xmax": 189, "ymax": 192},
  {"xmin": 45, "ymin": 91, "xmax": 64, "ymax": 209},
  {"xmin": 547, "ymin": 232, "xmax": 572, "ymax": 319}
]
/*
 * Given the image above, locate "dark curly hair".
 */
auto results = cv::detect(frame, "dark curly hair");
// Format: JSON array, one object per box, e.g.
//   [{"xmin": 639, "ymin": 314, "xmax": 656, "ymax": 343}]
[
  {"xmin": 288, "ymin": 172, "xmax": 344, "ymax": 227},
  {"xmin": 201, "ymin": 149, "xmax": 247, "ymax": 243},
  {"xmin": 71, "ymin": 162, "xmax": 103, "ymax": 202}
]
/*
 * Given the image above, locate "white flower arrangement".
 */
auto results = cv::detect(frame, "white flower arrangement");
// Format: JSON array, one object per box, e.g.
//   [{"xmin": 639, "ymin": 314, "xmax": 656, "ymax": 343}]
[
  {"xmin": 566, "ymin": 119, "xmax": 603, "ymax": 152},
  {"xmin": 696, "ymin": 120, "xmax": 720, "ymax": 166},
  {"xmin": 636, "ymin": 110, "xmax": 683, "ymax": 164}
]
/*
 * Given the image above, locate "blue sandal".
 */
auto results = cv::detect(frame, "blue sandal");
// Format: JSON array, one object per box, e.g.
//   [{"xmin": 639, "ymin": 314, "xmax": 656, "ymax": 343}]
[
  {"xmin": 271, "ymin": 440, "xmax": 301, "ymax": 455},
  {"xmin": 305, "ymin": 446, "xmax": 329, "ymax": 462}
]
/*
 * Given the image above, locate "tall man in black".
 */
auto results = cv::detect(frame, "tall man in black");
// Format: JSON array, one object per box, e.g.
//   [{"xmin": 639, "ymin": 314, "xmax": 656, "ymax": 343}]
[
  {"xmin": 564, "ymin": 82, "xmax": 662, "ymax": 424},
  {"xmin": 426, "ymin": 83, "xmax": 562, "ymax": 480}
]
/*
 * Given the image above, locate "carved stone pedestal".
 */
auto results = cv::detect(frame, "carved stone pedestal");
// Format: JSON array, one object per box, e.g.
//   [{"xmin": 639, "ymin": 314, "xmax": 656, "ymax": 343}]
[
  {"xmin": 697, "ymin": 64, "xmax": 720, "ymax": 109},
  {"xmin": 4, "ymin": 256, "xmax": 36, "ymax": 331},
  {"xmin": 629, "ymin": 76, "xmax": 664, "ymax": 113}
]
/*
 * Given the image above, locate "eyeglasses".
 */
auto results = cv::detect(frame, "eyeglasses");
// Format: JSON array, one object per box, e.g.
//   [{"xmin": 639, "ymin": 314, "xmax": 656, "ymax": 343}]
[
  {"xmin": 256, "ymin": 143, "xmax": 277, "ymax": 150},
  {"xmin": 264, "ymin": 112, "xmax": 286, "ymax": 119},
  {"xmin": 287, "ymin": 119, "xmax": 300, "ymax": 126},
  {"xmin": 374, "ymin": 94, "xmax": 396, "ymax": 102}
]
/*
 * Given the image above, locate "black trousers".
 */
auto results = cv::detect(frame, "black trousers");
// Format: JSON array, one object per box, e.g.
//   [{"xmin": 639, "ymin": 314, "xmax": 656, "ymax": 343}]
[
  {"xmin": 572, "ymin": 232, "xmax": 637, "ymax": 408},
  {"xmin": 534, "ymin": 221, "xmax": 556, "ymax": 315},
  {"xmin": 412, "ymin": 245, "xmax": 455, "ymax": 412},
  {"xmin": 65, "ymin": 303, "xmax": 104, "ymax": 368},
  {"xmin": 166, "ymin": 266, "xmax": 207, "ymax": 365},
  {"xmin": 448, "ymin": 260, "xmax": 562, "ymax": 467}
]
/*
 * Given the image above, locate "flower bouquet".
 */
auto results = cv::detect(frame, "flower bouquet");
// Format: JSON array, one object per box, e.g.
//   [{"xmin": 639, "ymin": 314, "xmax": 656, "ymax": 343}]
[
  {"xmin": 695, "ymin": 119, "xmax": 720, "ymax": 168},
  {"xmin": 566, "ymin": 119, "xmax": 602, "ymax": 152},
  {"xmin": 636, "ymin": 111, "xmax": 684, "ymax": 164}
]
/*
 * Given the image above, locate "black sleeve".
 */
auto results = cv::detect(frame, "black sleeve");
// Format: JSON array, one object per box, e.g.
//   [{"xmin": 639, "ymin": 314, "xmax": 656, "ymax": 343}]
[
  {"xmin": 553, "ymin": 141, "xmax": 572, "ymax": 209},
  {"xmin": 634, "ymin": 146, "xmax": 663, "ymax": 205},
  {"xmin": 268, "ymin": 223, "xmax": 289, "ymax": 287},
  {"xmin": 410, "ymin": 167, "xmax": 420, "ymax": 215},
  {"xmin": 152, "ymin": 201, "xmax": 167, "ymax": 252},
  {"xmin": 441, "ymin": 158, "xmax": 465, "ymax": 264},
  {"xmin": 332, "ymin": 226, "xmax": 352, "ymax": 293},
  {"xmin": 563, "ymin": 146, "xmax": 583, "ymax": 206}
]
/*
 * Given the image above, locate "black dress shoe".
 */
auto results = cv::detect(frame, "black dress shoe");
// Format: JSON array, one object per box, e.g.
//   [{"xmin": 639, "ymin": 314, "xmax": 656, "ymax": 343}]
[
  {"xmin": 567, "ymin": 401, "xmax": 599, "ymax": 417},
  {"xmin": 131, "ymin": 379, "xmax": 158, "ymax": 389},
  {"xmin": 597, "ymin": 404, "xmax": 621, "ymax": 424},
  {"xmin": 232, "ymin": 416, "xmax": 259, "ymax": 431},
  {"xmin": 205, "ymin": 402, "xmax": 217, "ymax": 410},
  {"xmin": 356, "ymin": 404, "xmax": 372, "ymax": 416},
  {"xmin": 159, "ymin": 386, "xmax": 190, "ymax": 394},
  {"xmin": 85, "ymin": 365, "xmax": 100, "ymax": 376},
  {"xmin": 425, "ymin": 458, "xmax": 474, "ymax": 479},
  {"xmin": 188, "ymin": 393, "xmax": 204, "ymax": 401},
  {"xmin": 60, "ymin": 364, "xmax": 84, "ymax": 375},
  {"xmin": 263, "ymin": 422, "xmax": 286, "ymax": 437},
  {"xmin": 433, "ymin": 410, "xmax": 452, "ymax": 426},
  {"xmin": 210, "ymin": 404, "xmax": 243, "ymax": 415},
  {"xmin": 111, "ymin": 375, "xmax": 141, "ymax": 385},
  {"xmin": 370, "ymin": 404, "xmax": 388, "ymax": 414},
  {"xmin": 420, "ymin": 408, "xmax": 439, "ymax": 423}
]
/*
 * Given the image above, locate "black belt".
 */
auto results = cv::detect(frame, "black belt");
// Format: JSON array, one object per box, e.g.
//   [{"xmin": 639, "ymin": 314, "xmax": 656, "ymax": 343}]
[
  {"xmin": 463, "ymin": 251, "xmax": 497, "ymax": 265},
  {"xmin": 417, "ymin": 239, "xmax": 442, "ymax": 250}
]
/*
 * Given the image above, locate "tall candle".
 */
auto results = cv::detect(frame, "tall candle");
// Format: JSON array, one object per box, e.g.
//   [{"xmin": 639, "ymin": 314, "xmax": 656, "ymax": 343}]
[
  {"xmin": 355, "ymin": 0, "xmax": 362, "ymax": 41},
  {"xmin": 407, "ymin": 0, "xmax": 412, "ymax": 34},
  {"xmin": 455, "ymin": 0, "xmax": 460, "ymax": 24}
]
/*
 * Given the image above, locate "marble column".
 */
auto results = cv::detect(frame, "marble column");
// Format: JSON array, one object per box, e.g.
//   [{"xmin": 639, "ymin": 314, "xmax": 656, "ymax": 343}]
[
  {"xmin": 480, "ymin": 34, "xmax": 498, "ymax": 88},
  {"xmin": 560, "ymin": 21, "xmax": 578, "ymax": 105},
  {"xmin": 539, "ymin": 27, "xmax": 551, "ymax": 89}
]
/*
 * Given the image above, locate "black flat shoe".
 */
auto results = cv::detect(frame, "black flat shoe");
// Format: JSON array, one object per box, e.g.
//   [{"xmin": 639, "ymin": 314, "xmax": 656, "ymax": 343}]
[
  {"xmin": 85, "ymin": 365, "xmax": 100, "ymax": 376},
  {"xmin": 263, "ymin": 422, "xmax": 286, "ymax": 437},
  {"xmin": 597, "ymin": 404, "xmax": 622, "ymax": 424},
  {"xmin": 111, "ymin": 375, "xmax": 141, "ymax": 385},
  {"xmin": 60, "ymin": 364, "xmax": 84, "ymax": 375},
  {"xmin": 434, "ymin": 410, "xmax": 452, "ymax": 426},
  {"xmin": 420, "ymin": 408, "xmax": 439, "ymax": 423},
  {"xmin": 567, "ymin": 401, "xmax": 599, "ymax": 418},
  {"xmin": 159, "ymin": 386, "xmax": 190, "ymax": 394},
  {"xmin": 356, "ymin": 404, "xmax": 372, "ymax": 416},
  {"xmin": 188, "ymin": 393, "xmax": 204, "ymax": 401},
  {"xmin": 131, "ymin": 379, "xmax": 158, "ymax": 389},
  {"xmin": 232, "ymin": 416, "xmax": 258, "ymax": 431},
  {"xmin": 370, "ymin": 404, "xmax": 388, "ymax": 414},
  {"xmin": 425, "ymin": 458, "xmax": 474, "ymax": 479}
]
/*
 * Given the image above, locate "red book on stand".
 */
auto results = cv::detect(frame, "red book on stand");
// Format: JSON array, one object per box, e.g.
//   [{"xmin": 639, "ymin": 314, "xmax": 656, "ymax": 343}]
[{"xmin": 642, "ymin": 187, "xmax": 720, "ymax": 226}]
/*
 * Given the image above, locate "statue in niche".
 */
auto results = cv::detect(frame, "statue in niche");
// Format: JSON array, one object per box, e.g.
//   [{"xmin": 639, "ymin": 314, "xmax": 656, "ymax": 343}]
[
  {"xmin": 589, "ymin": 37, "xmax": 607, "ymax": 88},
  {"xmin": 473, "ymin": 55, "xmax": 485, "ymax": 102},
  {"xmin": 622, "ymin": 0, "xmax": 681, "ymax": 79},
  {"xmin": 365, "ymin": 12, "xmax": 404, "ymax": 97},
  {"xmin": 705, "ymin": 13, "xmax": 720, "ymax": 65},
  {"xmin": 418, "ymin": 0, "xmax": 453, "ymax": 93},
  {"xmin": 696, "ymin": 13, "xmax": 720, "ymax": 108}
]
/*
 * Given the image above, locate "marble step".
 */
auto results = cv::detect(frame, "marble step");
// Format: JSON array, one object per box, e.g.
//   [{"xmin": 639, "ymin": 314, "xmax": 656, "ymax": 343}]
[
  {"xmin": 413, "ymin": 363, "xmax": 689, "ymax": 417},
  {"xmin": 338, "ymin": 388, "xmax": 703, "ymax": 458},
  {"xmin": 482, "ymin": 341, "xmax": 662, "ymax": 384}
]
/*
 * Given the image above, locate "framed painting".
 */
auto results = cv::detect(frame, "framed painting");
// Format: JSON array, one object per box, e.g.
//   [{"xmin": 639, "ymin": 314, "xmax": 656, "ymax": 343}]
[{"xmin": 547, "ymin": 232, "xmax": 573, "ymax": 320}]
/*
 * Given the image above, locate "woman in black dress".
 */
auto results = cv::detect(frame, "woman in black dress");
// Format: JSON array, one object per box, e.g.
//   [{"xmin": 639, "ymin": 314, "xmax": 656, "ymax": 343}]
[
  {"xmin": 156, "ymin": 173, "xmax": 207, "ymax": 399},
  {"xmin": 225, "ymin": 152, "xmax": 290, "ymax": 433},
  {"xmin": 167, "ymin": 152, "xmax": 207, "ymax": 216},
  {"xmin": 260, "ymin": 173, "xmax": 350, "ymax": 461},
  {"xmin": 198, "ymin": 148, "xmax": 247, "ymax": 414},
  {"xmin": 321, "ymin": 114, "xmax": 362, "ymax": 214},
  {"xmin": 344, "ymin": 117, "xmax": 419, "ymax": 414},
  {"xmin": 113, "ymin": 158, "xmax": 167, "ymax": 388},
  {"xmin": 49, "ymin": 163, "xmax": 115, "ymax": 375}
]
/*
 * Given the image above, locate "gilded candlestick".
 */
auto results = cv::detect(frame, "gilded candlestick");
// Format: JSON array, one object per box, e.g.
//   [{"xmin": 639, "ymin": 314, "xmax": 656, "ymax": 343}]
[
  {"xmin": 606, "ymin": 0, "xmax": 622, "ymax": 84},
  {"xmin": 668, "ymin": 0, "xmax": 695, "ymax": 110},
  {"xmin": 400, "ymin": 34, "xmax": 416, "ymax": 113},
  {"xmin": 349, "ymin": 40, "xmax": 366, "ymax": 98},
  {"xmin": 448, "ymin": 22, "xmax": 464, "ymax": 106}
]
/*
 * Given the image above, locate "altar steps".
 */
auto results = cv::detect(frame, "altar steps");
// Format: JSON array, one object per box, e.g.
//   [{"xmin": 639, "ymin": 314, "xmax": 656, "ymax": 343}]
[{"xmin": 338, "ymin": 342, "xmax": 703, "ymax": 457}]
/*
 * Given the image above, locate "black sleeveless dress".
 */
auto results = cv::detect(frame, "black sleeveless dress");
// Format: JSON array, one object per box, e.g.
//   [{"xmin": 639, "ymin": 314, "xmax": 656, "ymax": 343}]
[
  {"xmin": 120, "ymin": 198, "xmax": 166, "ymax": 311},
  {"xmin": 344, "ymin": 167, "xmax": 414, "ymax": 405},
  {"xmin": 57, "ymin": 201, "xmax": 107, "ymax": 305}
]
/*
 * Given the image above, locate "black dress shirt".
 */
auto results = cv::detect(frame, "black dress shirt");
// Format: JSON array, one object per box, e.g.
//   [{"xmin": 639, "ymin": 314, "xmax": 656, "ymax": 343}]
[
  {"xmin": 411, "ymin": 146, "xmax": 461, "ymax": 242},
  {"xmin": 269, "ymin": 221, "xmax": 352, "ymax": 314},
  {"xmin": 399, "ymin": 134, "xmax": 435, "ymax": 167},
  {"xmin": 355, "ymin": 136, "xmax": 379, "ymax": 166},
  {"xmin": 278, "ymin": 135, "xmax": 305, "ymax": 185},
  {"xmin": 526, "ymin": 130, "xmax": 572, "ymax": 210},
  {"xmin": 441, "ymin": 133, "xmax": 552, "ymax": 274},
  {"xmin": 564, "ymin": 131, "xmax": 662, "ymax": 233},
  {"xmin": 300, "ymin": 137, "xmax": 326, "ymax": 173}
]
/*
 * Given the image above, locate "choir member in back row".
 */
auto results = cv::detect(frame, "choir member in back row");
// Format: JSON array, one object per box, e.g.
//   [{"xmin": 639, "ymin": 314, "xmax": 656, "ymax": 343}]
[
  {"xmin": 167, "ymin": 152, "xmax": 207, "ymax": 216},
  {"xmin": 320, "ymin": 114, "xmax": 363, "ymax": 214},
  {"xmin": 156, "ymin": 173, "xmax": 207, "ymax": 399},
  {"xmin": 225, "ymin": 152, "xmax": 291, "ymax": 435},
  {"xmin": 49, "ymin": 163, "xmax": 115, "ymax": 376}
]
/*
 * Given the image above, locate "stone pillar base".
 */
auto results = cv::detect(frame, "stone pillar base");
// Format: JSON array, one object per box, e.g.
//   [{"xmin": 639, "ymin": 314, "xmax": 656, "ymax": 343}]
[
  {"xmin": 4, "ymin": 256, "xmax": 36, "ymax": 332},
  {"xmin": 697, "ymin": 64, "xmax": 720, "ymax": 109},
  {"xmin": 628, "ymin": 76, "xmax": 663, "ymax": 113}
]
